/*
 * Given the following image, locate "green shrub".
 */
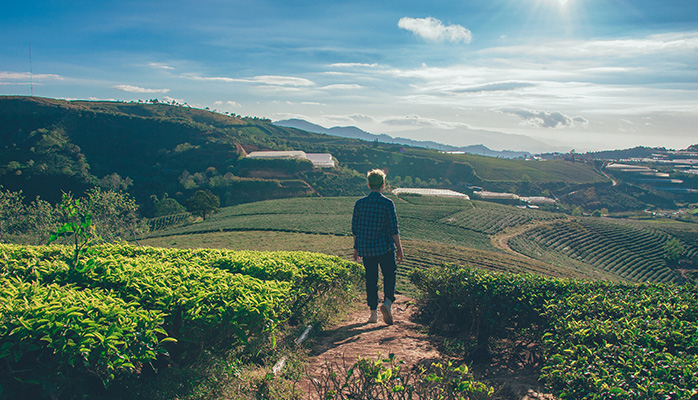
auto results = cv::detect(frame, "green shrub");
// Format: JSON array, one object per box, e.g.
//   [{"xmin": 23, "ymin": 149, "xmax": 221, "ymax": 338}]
[{"xmin": 410, "ymin": 265, "xmax": 698, "ymax": 399}]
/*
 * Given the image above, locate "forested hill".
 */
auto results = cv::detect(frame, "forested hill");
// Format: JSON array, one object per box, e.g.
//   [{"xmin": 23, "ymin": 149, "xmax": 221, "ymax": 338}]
[{"xmin": 1, "ymin": 96, "xmax": 611, "ymax": 215}]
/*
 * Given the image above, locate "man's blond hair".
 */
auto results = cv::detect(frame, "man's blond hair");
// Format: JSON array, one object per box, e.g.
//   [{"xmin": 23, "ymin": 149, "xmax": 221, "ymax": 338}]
[{"xmin": 367, "ymin": 169, "xmax": 386, "ymax": 190}]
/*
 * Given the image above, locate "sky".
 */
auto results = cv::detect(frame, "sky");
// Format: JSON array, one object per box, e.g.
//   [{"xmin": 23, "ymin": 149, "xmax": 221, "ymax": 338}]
[{"xmin": 2, "ymin": 0, "xmax": 697, "ymax": 153}]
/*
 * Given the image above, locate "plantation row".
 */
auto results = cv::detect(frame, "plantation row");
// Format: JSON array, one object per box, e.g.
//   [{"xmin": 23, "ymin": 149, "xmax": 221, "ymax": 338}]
[
  {"xmin": 148, "ymin": 196, "xmax": 503, "ymax": 253},
  {"xmin": 0, "ymin": 244, "xmax": 362, "ymax": 399},
  {"xmin": 411, "ymin": 266, "xmax": 698, "ymax": 399},
  {"xmin": 149, "ymin": 212, "xmax": 191, "ymax": 231},
  {"xmin": 439, "ymin": 201, "xmax": 566, "ymax": 235},
  {"xmin": 507, "ymin": 219, "xmax": 696, "ymax": 284}
]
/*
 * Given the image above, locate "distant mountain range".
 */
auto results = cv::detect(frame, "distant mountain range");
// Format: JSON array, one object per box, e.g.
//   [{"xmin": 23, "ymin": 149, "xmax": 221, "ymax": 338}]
[{"xmin": 274, "ymin": 119, "xmax": 538, "ymax": 159}]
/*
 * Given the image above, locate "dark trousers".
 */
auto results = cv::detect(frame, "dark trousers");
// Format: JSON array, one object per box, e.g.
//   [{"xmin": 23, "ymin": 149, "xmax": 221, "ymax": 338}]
[{"xmin": 363, "ymin": 251, "xmax": 397, "ymax": 310}]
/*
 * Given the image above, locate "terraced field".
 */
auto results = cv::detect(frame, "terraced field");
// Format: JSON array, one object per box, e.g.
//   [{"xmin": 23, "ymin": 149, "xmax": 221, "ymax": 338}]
[
  {"xmin": 144, "ymin": 195, "xmax": 698, "ymax": 286},
  {"xmin": 508, "ymin": 218, "xmax": 698, "ymax": 284},
  {"xmin": 437, "ymin": 200, "xmax": 566, "ymax": 235}
]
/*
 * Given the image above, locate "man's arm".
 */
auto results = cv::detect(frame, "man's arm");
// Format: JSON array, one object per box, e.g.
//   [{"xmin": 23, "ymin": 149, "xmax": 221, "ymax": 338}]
[
  {"xmin": 392, "ymin": 234, "xmax": 403, "ymax": 263},
  {"xmin": 352, "ymin": 202, "xmax": 360, "ymax": 261}
]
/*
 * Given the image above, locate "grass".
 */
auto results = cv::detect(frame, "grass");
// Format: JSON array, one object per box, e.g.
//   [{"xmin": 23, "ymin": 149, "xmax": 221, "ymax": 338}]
[{"xmin": 144, "ymin": 195, "xmax": 698, "ymax": 288}]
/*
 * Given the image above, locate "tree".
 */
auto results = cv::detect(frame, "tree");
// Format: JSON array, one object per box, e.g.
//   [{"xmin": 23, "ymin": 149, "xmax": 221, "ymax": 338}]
[
  {"xmin": 154, "ymin": 196, "xmax": 187, "ymax": 217},
  {"xmin": 186, "ymin": 189, "xmax": 220, "ymax": 220},
  {"xmin": 664, "ymin": 238, "xmax": 685, "ymax": 266}
]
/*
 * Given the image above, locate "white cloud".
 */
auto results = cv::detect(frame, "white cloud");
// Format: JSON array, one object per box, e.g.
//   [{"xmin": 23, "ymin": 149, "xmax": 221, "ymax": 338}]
[
  {"xmin": 329, "ymin": 63, "xmax": 379, "ymax": 68},
  {"xmin": 148, "ymin": 62, "xmax": 175, "ymax": 70},
  {"xmin": 449, "ymin": 81, "xmax": 536, "ymax": 93},
  {"xmin": 381, "ymin": 115, "xmax": 467, "ymax": 130},
  {"xmin": 349, "ymin": 114, "xmax": 376, "ymax": 123},
  {"xmin": 163, "ymin": 96, "xmax": 186, "ymax": 104},
  {"xmin": 398, "ymin": 17, "xmax": 472, "ymax": 44},
  {"xmin": 113, "ymin": 84, "xmax": 170, "ymax": 94},
  {"xmin": 498, "ymin": 108, "xmax": 588, "ymax": 128},
  {"xmin": 0, "ymin": 71, "xmax": 63, "ymax": 80},
  {"xmin": 485, "ymin": 32, "xmax": 698, "ymax": 59},
  {"xmin": 321, "ymin": 84, "xmax": 363, "ymax": 90},
  {"xmin": 186, "ymin": 74, "xmax": 315, "ymax": 87},
  {"xmin": 213, "ymin": 100, "xmax": 241, "ymax": 107},
  {"xmin": 252, "ymin": 75, "xmax": 315, "ymax": 87}
]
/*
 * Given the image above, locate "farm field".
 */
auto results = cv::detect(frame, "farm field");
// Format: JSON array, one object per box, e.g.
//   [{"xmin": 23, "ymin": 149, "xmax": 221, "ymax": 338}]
[
  {"xmin": 142, "ymin": 194, "xmax": 691, "ymax": 286},
  {"xmin": 508, "ymin": 217, "xmax": 698, "ymax": 284},
  {"xmin": 141, "ymin": 230, "xmax": 600, "ymax": 296},
  {"xmin": 146, "ymin": 195, "xmax": 698, "ymax": 285}
]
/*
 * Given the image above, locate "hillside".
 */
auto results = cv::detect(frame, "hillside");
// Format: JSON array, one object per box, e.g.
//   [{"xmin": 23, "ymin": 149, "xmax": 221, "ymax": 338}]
[
  {"xmin": 142, "ymin": 195, "xmax": 698, "ymax": 286},
  {"xmin": 0, "ymin": 95, "xmax": 646, "ymax": 215}
]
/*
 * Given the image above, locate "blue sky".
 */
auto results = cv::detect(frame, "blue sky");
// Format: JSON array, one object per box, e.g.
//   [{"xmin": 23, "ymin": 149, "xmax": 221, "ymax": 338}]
[{"xmin": 2, "ymin": 0, "xmax": 697, "ymax": 152}]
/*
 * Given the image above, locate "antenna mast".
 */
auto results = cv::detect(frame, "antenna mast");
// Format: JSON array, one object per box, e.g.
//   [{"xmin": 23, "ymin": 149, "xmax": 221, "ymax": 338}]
[{"xmin": 29, "ymin": 44, "xmax": 33, "ymax": 96}]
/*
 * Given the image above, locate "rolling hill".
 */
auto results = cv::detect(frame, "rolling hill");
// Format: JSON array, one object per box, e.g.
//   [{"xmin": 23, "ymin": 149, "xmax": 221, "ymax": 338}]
[
  {"xmin": 2, "ymin": 95, "xmax": 680, "ymax": 217},
  {"xmin": 142, "ymin": 195, "xmax": 698, "ymax": 290}
]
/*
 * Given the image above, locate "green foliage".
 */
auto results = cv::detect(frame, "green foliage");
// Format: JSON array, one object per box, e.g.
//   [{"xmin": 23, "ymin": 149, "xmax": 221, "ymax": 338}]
[
  {"xmin": 664, "ymin": 237, "xmax": 686, "ymax": 264},
  {"xmin": 154, "ymin": 196, "xmax": 187, "ymax": 217},
  {"xmin": 310, "ymin": 354, "xmax": 495, "ymax": 400},
  {"xmin": 1, "ymin": 187, "xmax": 147, "ymax": 245},
  {"xmin": 0, "ymin": 186, "xmax": 59, "ymax": 244},
  {"xmin": 82, "ymin": 188, "xmax": 149, "ymax": 242},
  {"xmin": 185, "ymin": 189, "xmax": 220, "ymax": 220},
  {"xmin": 48, "ymin": 193, "xmax": 99, "ymax": 272},
  {"xmin": 0, "ymin": 277, "xmax": 170, "ymax": 398},
  {"xmin": 410, "ymin": 265, "xmax": 698, "ymax": 399},
  {"xmin": 0, "ymin": 243, "xmax": 363, "ymax": 398}
]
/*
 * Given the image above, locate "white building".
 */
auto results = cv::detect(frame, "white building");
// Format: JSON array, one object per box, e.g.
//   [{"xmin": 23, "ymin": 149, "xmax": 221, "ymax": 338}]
[
  {"xmin": 392, "ymin": 188, "xmax": 470, "ymax": 199},
  {"xmin": 246, "ymin": 151, "xmax": 335, "ymax": 168}
]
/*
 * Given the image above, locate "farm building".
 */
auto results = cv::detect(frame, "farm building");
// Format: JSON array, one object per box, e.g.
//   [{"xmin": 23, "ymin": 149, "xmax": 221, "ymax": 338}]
[
  {"xmin": 472, "ymin": 190, "xmax": 519, "ymax": 200},
  {"xmin": 305, "ymin": 153, "xmax": 335, "ymax": 168},
  {"xmin": 246, "ymin": 151, "xmax": 335, "ymax": 168},
  {"xmin": 392, "ymin": 188, "xmax": 470, "ymax": 199},
  {"xmin": 520, "ymin": 196, "xmax": 556, "ymax": 205}
]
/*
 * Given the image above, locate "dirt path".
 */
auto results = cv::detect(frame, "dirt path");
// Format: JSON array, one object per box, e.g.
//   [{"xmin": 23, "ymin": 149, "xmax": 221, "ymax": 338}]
[
  {"xmin": 491, "ymin": 219, "xmax": 565, "ymax": 257},
  {"xmin": 302, "ymin": 294, "xmax": 444, "ymax": 394},
  {"xmin": 301, "ymin": 295, "xmax": 556, "ymax": 400}
]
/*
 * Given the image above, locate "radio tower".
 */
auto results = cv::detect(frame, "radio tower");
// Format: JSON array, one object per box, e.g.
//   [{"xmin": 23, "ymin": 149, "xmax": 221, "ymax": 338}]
[{"xmin": 29, "ymin": 44, "xmax": 33, "ymax": 96}]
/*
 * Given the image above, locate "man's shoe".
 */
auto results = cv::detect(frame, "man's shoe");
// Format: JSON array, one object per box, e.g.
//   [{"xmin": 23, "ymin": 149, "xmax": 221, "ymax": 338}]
[
  {"xmin": 380, "ymin": 301, "xmax": 394, "ymax": 325},
  {"xmin": 368, "ymin": 309, "xmax": 378, "ymax": 323}
]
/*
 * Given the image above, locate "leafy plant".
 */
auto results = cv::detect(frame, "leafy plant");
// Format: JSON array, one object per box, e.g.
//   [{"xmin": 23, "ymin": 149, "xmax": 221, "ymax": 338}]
[
  {"xmin": 309, "ymin": 354, "xmax": 495, "ymax": 400},
  {"xmin": 48, "ymin": 193, "xmax": 99, "ymax": 272},
  {"xmin": 410, "ymin": 265, "xmax": 698, "ymax": 399}
]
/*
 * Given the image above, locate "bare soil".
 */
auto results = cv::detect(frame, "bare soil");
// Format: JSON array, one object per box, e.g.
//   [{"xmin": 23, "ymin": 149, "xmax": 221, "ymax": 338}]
[{"xmin": 301, "ymin": 295, "xmax": 557, "ymax": 400}]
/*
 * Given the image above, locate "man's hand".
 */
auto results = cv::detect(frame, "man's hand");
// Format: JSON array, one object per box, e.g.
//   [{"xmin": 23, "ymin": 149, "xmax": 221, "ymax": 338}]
[
  {"xmin": 353, "ymin": 249, "xmax": 360, "ymax": 262},
  {"xmin": 395, "ymin": 247, "xmax": 404, "ymax": 264}
]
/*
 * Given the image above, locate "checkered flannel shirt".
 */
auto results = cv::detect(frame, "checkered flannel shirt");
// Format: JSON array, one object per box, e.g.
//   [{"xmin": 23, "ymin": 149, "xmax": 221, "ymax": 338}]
[{"xmin": 352, "ymin": 191, "xmax": 399, "ymax": 258}]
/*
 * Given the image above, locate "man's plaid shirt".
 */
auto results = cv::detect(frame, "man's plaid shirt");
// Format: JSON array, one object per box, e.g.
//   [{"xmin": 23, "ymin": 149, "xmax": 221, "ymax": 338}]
[{"xmin": 352, "ymin": 191, "xmax": 400, "ymax": 258}]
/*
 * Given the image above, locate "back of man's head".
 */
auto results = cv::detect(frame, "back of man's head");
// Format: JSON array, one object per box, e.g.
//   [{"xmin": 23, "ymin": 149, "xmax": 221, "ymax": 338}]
[{"xmin": 367, "ymin": 169, "xmax": 386, "ymax": 190}]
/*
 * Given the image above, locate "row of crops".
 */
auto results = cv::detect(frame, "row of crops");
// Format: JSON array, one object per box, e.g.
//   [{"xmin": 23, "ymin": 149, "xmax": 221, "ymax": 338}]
[
  {"xmin": 437, "ymin": 200, "xmax": 566, "ymax": 235},
  {"xmin": 149, "ymin": 195, "xmax": 566, "ymax": 254},
  {"xmin": 410, "ymin": 265, "xmax": 698, "ymax": 399},
  {"xmin": 0, "ymin": 244, "xmax": 362, "ymax": 399},
  {"xmin": 508, "ymin": 218, "xmax": 698, "ymax": 284}
]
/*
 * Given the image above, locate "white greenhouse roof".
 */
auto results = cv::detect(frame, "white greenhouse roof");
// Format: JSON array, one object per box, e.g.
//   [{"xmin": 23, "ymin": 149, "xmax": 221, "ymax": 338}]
[
  {"xmin": 306, "ymin": 153, "xmax": 335, "ymax": 168},
  {"xmin": 392, "ymin": 188, "xmax": 470, "ymax": 199},
  {"xmin": 247, "ymin": 151, "xmax": 307, "ymax": 159}
]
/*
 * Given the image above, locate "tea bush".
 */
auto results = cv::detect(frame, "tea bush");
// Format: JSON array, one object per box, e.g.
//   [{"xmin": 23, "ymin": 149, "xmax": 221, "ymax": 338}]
[
  {"xmin": 0, "ymin": 243, "xmax": 363, "ymax": 399},
  {"xmin": 411, "ymin": 265, "xmax": 698, "ymax": 399}
]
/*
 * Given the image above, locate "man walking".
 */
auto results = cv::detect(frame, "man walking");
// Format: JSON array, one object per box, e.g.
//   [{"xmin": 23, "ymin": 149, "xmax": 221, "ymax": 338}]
[{"xmin": 352, "ymin": 169, "xmax": 404, "ymax": 325}]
